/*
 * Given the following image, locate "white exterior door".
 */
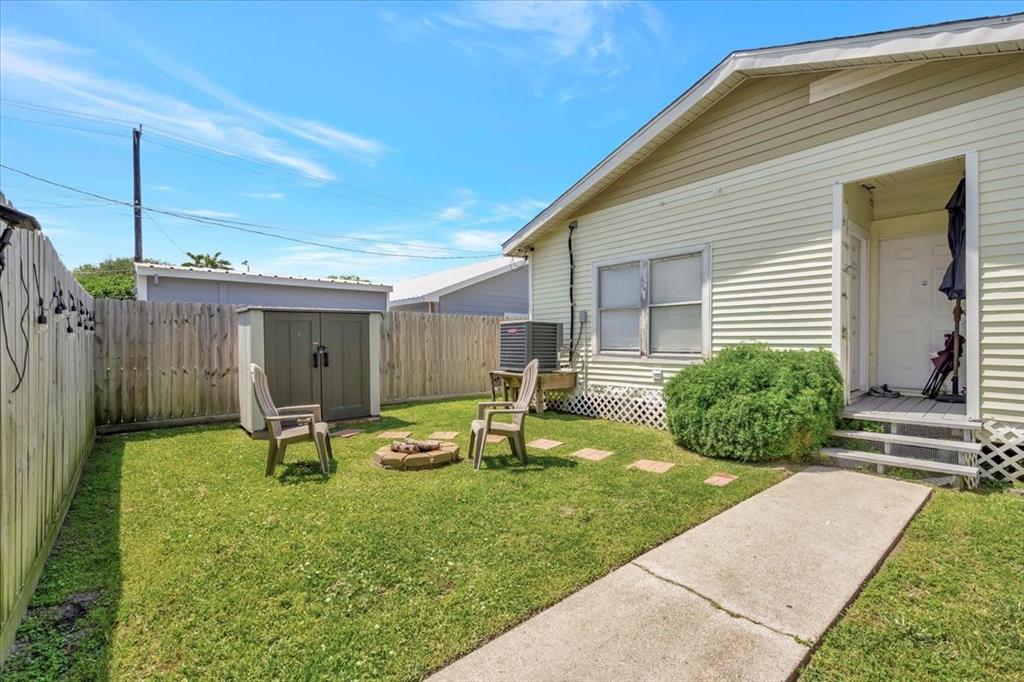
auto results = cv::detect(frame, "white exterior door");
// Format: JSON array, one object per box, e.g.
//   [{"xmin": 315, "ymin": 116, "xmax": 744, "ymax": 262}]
[
  {"xmin": 847, "ymin": 232, "xmax": 868, "ymax": 393},
  {"xmin": 877, "ymin": 233, "xmax": 953, "ymax": 389}
]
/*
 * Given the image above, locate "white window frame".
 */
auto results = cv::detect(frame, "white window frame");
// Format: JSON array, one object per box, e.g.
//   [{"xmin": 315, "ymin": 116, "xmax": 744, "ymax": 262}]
[{"xmin": 592, "ymin": 243, "xmax": 711, "ymax": 359}]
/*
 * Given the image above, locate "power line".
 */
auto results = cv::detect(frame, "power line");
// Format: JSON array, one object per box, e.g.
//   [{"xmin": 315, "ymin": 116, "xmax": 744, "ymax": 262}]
[
  {"xmin": 2, "ymin": 97, "xmax": 450, "ymax": 218},
  {"xmin": 143, "ymin": 134, "xmax": 440, "ymax": 221},
  {"xmin": 0, "ymin": 98, "xmax": 137, "ymax": 127},
  {"xmin": 0, "ymin": 164, "xmax": 497, "ymax": 261},
  {"xmin": 3, "ymin": 158, "xmax": 486, "ymax": 254},
  {"xmin": 147, "ymin": 214, "xmax": 187, "ymax": 256},
  {"xmin": 0, "ymin": 114, "xmax": 125, "ymax": 138},
  {"xmin": 145, "ymin": 128, "xmax": 440, "ymax": 214},
  {"xmin": 3, "ymin": 178, "xmax": 481, "ymax": 255},
  {"xmin": 7, "ymin": 198, "xmax": 113, "ymax": 209}
]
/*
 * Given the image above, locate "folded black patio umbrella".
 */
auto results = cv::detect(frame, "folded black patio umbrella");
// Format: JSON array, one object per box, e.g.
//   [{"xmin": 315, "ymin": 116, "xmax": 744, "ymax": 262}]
[
  {"xmin": 939, "ymin": 178, "xmax": 966, "ymax": 300},
  {"xmin": 934, "ymin": 178, "xmax": 966, "ymax": 403}
]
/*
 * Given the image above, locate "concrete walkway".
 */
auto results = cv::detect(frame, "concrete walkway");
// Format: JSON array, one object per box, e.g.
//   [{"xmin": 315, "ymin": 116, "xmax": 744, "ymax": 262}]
[{"xmin": 430, "ymin": 467, "xmax": 931, "ymax": 682}]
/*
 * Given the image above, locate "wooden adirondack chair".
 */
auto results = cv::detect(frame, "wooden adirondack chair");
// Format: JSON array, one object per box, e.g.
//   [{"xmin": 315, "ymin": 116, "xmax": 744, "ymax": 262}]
[
  {"xmin": 468, "ymin": 359, "xmax": 539, "ymax": 470},
  {"xmin": 250, "ymin": 363, "xmax": 333, "ymax": 476}
]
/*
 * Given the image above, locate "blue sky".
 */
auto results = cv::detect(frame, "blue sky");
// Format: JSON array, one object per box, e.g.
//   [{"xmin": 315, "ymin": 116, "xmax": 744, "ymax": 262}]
[{"xmin": 1, "ymin": 1, "xmax": 1019, "ymax": 282}]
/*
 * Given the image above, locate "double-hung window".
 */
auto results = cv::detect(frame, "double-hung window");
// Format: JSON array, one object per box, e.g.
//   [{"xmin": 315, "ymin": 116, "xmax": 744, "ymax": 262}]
[
  {"xmin": 595, "ymin": 245, "xmax": 708, "ymax": 356},
  {"xmin": 597, "ymin": 262, "xmax": 643, "ymax": 351}
]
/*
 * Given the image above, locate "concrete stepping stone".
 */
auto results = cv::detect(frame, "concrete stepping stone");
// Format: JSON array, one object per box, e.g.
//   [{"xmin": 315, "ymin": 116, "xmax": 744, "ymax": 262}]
[
  {"xmin": 627, "ymin": 459, "xmax": 675, "ymax": 474},
  {"xmin": 485, "ymin": 434, "xmax": 505, "ymax": 444},
  {"xmin": 377, "ymin": 430, "xmax": 412, "ymax": 439},
  {"xmin": 331, "ymin": 428, "xmax": 363, "ymax": 438},
  {"xmin": 429, "ymin": 431, "xmax": 459, "ymax": 440},
  {"xmin": 704, "ymin": 472, "xmax": 738, "ymax": 487},
  {"xmin": 571, "ymin": 448, "xmax": 613, "ymax": 461},
  {"xmin": 527, "ymin": 438, "xmax": 563, "ymax": 450}
]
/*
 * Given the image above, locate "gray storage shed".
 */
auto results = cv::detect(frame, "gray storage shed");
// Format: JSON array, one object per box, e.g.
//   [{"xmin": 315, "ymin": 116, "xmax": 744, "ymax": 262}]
[
  {"xmin": 136, "ymin": 263, "xmax": 390, "ymax": 310},
  {"xmin": 238, "ymin": 307, "xmax": 382, "ymax": 433}
]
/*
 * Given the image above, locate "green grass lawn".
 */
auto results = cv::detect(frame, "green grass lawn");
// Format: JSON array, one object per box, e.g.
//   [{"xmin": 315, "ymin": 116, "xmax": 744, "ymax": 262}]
[
  {"xmin": 5, "ymin": 397, "xmax": 784, "ymax": 680},
  {"xmin": 802, "ymin": 487, "xmax": 1024, "ymax": 681}
]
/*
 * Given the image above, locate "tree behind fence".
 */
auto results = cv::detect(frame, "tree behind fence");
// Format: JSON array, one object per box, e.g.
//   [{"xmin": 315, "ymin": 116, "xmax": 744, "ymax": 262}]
[{"xmin": 93, "ymin": 304, "xmax": 501, "ymax": 425}]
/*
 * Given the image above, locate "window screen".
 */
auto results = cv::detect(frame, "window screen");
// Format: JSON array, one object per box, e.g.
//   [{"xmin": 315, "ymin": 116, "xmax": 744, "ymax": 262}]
[
  {"xmin": 595, "ymin": 249, "xmax": 707, "ymax": 355},
  {"xmin": 651, "ymin": 254, "xmax": 702, "ymax": 304},
  {"xmin": 598, "ymin": 262, "xmax": 641, "ymax": 351}
]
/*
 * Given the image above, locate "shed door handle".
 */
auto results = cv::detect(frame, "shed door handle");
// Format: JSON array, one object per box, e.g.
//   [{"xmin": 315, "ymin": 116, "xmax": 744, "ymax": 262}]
[
  {"xmin": 321, "ymin": 346, "xmax": 330, "ymax": 368},
  {"xmin": 312, "ymin": 351, "xmax": 319, "ymax": 368}
]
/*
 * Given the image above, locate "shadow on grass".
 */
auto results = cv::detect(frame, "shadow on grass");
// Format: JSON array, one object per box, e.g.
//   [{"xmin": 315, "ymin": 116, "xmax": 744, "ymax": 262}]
[
  {"xmin": 4, "ymin": 438, "xmax": 124, "ymax": 680},
  {"xmin": 276, "ymin": 457, "xmax": 338, "ymax": 485},
  {"xmin": 479, "ymin": 453, "xmax": 579, "ymax": 472},
  {"xmin": 527, "ymin": 410, "xmax": 599, "ymax": 424}
]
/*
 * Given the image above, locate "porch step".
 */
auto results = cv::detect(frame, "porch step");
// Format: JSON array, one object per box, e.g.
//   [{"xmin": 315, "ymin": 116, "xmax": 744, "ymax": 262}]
[
  {"xmin": 832, "ymin": 430, "xmax": 982, "ymax": 454},
  {"xmin": 842, "ymin": 408, "xmax": 981, "ymax": 431},
  {"xmin": 821, "ymin": 448, "xmax": 979, "ymax": 478}
]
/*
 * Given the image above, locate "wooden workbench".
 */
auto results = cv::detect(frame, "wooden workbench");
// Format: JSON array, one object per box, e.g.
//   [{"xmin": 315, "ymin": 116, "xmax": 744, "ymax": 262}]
[{"xmin": 488, "ymin": 369, "xmax": 577, "ymax": 414}]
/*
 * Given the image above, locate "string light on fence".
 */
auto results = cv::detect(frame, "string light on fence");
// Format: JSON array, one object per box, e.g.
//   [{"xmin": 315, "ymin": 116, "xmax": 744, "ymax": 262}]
[
  {"xmin": 36, "ymin": 303, "xmax": 48, "ymax": 331},
  {"xmin": 53, "ymin": 279, "xmax": 67, "ymax": 316},
  {"xmin": 32, "ymin": 263, "xmax": 48, "ymax": 332}
]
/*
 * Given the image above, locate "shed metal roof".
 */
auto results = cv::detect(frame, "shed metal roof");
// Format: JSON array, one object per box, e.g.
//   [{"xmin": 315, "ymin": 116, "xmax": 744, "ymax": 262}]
[{"xmin": 135, "ymin": 262, "xmax": 392, "ymax": 293}]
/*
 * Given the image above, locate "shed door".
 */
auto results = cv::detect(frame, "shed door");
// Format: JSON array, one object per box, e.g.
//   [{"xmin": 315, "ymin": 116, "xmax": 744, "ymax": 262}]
[
  {"xmin": 320, "ymin": 313, "xmax": 370, "ymax": 420},
  {"xmin": 264, "ymin": 312, "xmax": 322, "ymax": 410}
]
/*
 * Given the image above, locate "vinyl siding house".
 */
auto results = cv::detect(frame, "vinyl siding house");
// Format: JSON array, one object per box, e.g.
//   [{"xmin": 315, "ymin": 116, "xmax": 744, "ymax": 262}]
[
  {"xmin": 388, "ymin": 257, "xmax": 528, "ymax": 316},
  {"xmin": 503, "ymin": 15, "xmax": 1023, "ymax": 482},
  {"xmin": 135, "ymin": 263, "xmax": 391, "ymax": 310}
]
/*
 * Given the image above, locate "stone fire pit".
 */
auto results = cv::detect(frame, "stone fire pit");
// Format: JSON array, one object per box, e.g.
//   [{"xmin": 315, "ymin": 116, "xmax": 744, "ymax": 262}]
[{"xmin": 373, "ymin": 438, "xmax": 460, "ymax": 470}]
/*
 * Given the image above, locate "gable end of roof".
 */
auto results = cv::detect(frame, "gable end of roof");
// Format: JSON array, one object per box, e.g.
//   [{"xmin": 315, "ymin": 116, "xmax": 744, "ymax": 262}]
[{"xmin": 502, "ymin": 13, "xmax": 1024, "ymax": 254}]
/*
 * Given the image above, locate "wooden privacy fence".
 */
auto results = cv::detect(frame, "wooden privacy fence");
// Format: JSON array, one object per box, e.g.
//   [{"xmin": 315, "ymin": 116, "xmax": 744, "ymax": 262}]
[
  {"xmin": 93, "ymin": 300, "xmax": 238, "ymax": 426},
  {"xmin": 93, "ymin": 306, "xmax": 502, "ymax": 425},
  {"xmin": 379, "ymin": 312, "xmax": 501, "ymax": 403},
  {"xmin": 1, "ymin": 226, "xmax": 94, "ymax": 661}
]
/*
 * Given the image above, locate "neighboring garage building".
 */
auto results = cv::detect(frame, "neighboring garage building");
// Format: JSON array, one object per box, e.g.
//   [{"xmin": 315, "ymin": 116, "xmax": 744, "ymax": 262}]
[
  {"xmin": 135, "ymin": 263, "xmax": 390, "ymax": 310},
  {"xmin": 388, "ymin": 257, "xmax": 528, "ymax": 316}
]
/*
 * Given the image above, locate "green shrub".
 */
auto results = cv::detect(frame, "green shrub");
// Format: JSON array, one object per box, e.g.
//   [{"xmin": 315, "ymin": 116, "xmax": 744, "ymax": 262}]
[{"xmin": 663, "ymin": 344, "xmax": 843, "ymax": 461}]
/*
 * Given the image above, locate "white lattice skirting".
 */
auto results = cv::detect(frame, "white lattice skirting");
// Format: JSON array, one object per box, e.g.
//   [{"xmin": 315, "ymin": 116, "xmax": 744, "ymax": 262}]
[
  {"xmin": 545, "ymin": 386, "xmax": 667, "ymax": 430},
  {"xmin": 978, "ymin": 421, "xmax": 1024, "ymax": 482}
]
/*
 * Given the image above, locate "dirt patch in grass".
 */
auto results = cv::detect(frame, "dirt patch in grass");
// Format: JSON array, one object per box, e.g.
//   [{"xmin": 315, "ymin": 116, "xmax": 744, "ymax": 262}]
[{"xmin": 9, "ymin": 589, "xmax": 104, "ymax": 663}]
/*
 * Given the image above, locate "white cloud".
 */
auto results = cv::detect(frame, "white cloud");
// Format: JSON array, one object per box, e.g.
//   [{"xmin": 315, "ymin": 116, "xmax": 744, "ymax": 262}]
[
  {"xmin": 451, "ymin": 229, "xmax": 506, "ymax": 252},
  {"xmin": 243, "ymin": 191, "xmax": 286, "ymax": 201},
  {"xmin": 451, "ymin": 1, "xmax": 601, "ymax": 58},
  {"xmin": 0, "ymin": 28, "xmax": 390, "ymax": 180},
  {"xmin": 252, "ymin": 241, "xmax": 451, "ymax": 283},
  {"xmin": 435, "ymin": 1, "xmax": 661, "ymax": 78},
  {"xmin": 177, "ymin": 208, "xmax": 239, "ymax": 219},
  {"xmin": 378, "ymin": 10, "xmax": 440, "ymax": 42},
  {"xmin": 476, "ymin": 198, "xmax": 548, "ymax": 224},
  {"xmin": 556, "ymin": 85, "xmax": 583, "ymax": 105},
  {"xmin": 438, "ymin": 205, "xmax": 468, "ymax": 221}
]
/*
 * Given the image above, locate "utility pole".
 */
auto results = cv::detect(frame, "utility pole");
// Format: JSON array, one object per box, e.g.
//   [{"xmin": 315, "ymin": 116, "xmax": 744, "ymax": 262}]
[{"xmin": 133, "ymin": 126, "xmax": 143, "ymax": 262}]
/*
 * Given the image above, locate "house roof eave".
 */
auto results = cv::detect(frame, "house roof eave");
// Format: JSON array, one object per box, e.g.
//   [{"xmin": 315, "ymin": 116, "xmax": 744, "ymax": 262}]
[{"xmin": 501, "ymin": 13, "xmax": 1024, "ymax": 255}]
